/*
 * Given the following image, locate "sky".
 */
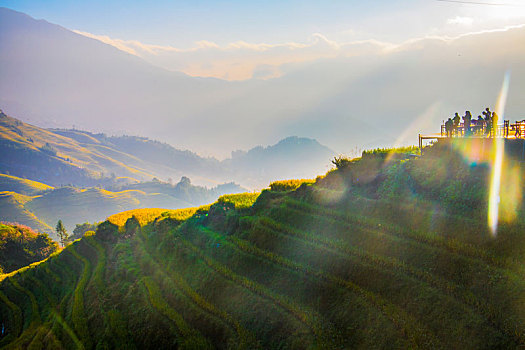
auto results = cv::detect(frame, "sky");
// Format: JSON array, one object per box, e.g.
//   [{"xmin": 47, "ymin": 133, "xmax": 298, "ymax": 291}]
[
  {"xmin": 3, "ymin": 0, "xmax": 525, "ymax": 80},
  {"xmin": 2, "ymin": 1, "xmax": 525, "ymax": 160}
]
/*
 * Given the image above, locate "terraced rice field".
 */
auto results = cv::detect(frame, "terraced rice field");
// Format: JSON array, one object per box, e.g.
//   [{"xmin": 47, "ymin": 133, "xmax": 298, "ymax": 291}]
[{"xmin": 1, "ymin": 185, "xmax": 524, "ymax": 348}]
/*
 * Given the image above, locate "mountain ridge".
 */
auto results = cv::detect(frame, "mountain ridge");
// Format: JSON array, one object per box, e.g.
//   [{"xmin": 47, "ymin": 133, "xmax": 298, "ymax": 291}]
[{"xmin": 0, "ymin": 109, "xmax": 335, "ymax": 188}]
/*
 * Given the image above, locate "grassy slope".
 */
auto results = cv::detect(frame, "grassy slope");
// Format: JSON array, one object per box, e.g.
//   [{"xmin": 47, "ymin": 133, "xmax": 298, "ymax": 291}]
[
  {"xmin": 0, "ymin": 192, "xmax": 52, "ymax": 233},
  {"xmin": 0, "ymin": 112, "xmax": 152, "ymax": 182},
  {"xmin": 0, "ymin": 175, "xmax": 54, "ymax": 232},
  {"xmin": 1, "ymin": 143, "xmax": 525, "ymax": 348},
  {"xmin": 0, "ymin": 174, "xmax": 53, "ymax": 195},
  {"xmin": 0, "ymin": 174, "xmax": 242, "ymax": 235},
  {"xmin": 50, "ymin": 129, "xmax": 204, "ymax": 178},
  {"xmin": 0, "ymin": 114, "xmax": 216, "ymax": 186},
  {"xmin": 24, "ymin": 187, "xmax": 192, "ymax": 233}
]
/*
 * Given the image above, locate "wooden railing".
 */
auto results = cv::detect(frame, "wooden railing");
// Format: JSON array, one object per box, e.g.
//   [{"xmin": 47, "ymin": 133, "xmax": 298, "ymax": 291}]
[{"xmin": 439, "ymin": 120, "xmax": 523, "ymax": 138}]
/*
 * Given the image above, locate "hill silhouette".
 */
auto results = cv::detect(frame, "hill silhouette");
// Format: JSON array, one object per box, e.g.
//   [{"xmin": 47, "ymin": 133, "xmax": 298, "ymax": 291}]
[
  {"xmin": 1, "ymin": 143, "xmax": 525, "ymax": 348},
  {"xmin": 225, "ymin": 136, "xmax": 335, "ymax": 185}
]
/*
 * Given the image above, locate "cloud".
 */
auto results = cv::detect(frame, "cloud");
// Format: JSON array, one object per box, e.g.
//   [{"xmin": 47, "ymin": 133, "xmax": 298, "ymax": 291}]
[
  {"xmin": 5, "ymin": 17, "xmax": 525, "ymax": 160},
  {"xmin": 74, "ymin": 23, "xmax": 525, "ymax": 83},
  {"xmin": 252, "ymin": 64, "xmax": 281, "ymax": 79},
  {"xmin": 447, "ymin": 16, "xmax": 475, "ymax": 25},
  {"xmin": 74, "ymin": 30, "xmax": 139, "ymax": 55},
  {"xmin": 73, "ymin": 30, "xmax": 391, "ymax": 80}
]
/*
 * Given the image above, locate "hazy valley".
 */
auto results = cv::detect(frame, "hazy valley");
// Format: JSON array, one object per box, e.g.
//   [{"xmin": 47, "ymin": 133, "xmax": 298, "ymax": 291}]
[{"xmin": 0, "ymin": 109, "xmax": 337, "ymax": 237}]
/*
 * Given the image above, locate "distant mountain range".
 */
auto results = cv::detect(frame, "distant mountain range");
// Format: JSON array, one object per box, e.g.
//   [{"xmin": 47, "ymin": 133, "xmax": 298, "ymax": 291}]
[{"xmin": 0, "ymin": 109, "xmax": 335, "ymax": 189}]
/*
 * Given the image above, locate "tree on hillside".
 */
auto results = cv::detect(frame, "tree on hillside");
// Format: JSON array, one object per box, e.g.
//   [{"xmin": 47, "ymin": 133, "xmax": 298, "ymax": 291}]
[
  {"xmin": 71, "ymin": 222, "xmax": 97, "ymax": 240},
  {"xmin": 55, "ymin": 220, "xmax": 69, "ymax": 247},
  {"xmin": 1, "ymin": 223, "xmax": 60, "ymax": 273}
]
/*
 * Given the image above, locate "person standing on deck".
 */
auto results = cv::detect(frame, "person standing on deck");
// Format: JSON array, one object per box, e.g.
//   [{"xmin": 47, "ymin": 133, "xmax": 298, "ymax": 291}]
[
  {"xmin": 484, "ymin": 110, "xmax": 492, "ymax": 136},
  {"xmin": 453, "ymin": 113, "xmax": 461, "ymax": 136},
  {"xmin": 482, "ymin": 108, "xmax": 492, "ymax": 133},
  {"xmin": 477, "ymin": 115, "xmax": 484, "ymax": 135},
  {"xmin": 483, "ymin": 107, "xmax": 491, "ymax": 119},
  {"xmin": 463, "ymin": 111, "xmax": 472, "ymax": 136},
  {"xmin": 445, "ymin": 118, "xmax": 453, "ymax": 137}
]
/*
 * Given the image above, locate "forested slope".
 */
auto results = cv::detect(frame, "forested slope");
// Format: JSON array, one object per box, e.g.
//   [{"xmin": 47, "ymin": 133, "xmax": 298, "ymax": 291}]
[
  {"xmin": 0, "ymin": 223, "xmax": 58, "ymax": 274},
  {"xmin": 1, "ymin": 142, "xmax": 525, "ymax": 349}
]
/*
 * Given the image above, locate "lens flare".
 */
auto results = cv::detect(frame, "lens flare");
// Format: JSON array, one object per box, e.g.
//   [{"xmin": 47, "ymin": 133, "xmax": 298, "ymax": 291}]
[
  {"xmin": 499, "ymin": 161, "xmax": 522, "ymax": 223},
  {"xmin": 488, "ymin": 70, "xmax": 511, "ymax": 236},
  {"xmin": 387, "ymin": 102, "xmax": 441, "ymax": 163},
  {"xmin": 488, "ymin": 138, "xmax": 504, "ymax": 235}
]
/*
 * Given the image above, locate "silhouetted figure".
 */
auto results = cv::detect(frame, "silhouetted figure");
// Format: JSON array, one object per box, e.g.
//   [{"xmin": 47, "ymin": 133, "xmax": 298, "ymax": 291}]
[
  {"xmin": 453, "ymin": 113, "xmax": 461, "ymax": 136},
  {"xmin": 453, "ymin": 113, "xmax": 460, "ymax": 126},
  {"xmin": 463, "ymin": 110, "xmax": 472, "ymax": 136},
  {"xmin": 477, "ymin": 115, "xmax": 484, "ymax": 135},
  {"xmin": 482, "ymin": 107, "xmax": 491, "ymax": 118},
  {"xmin": 445, "ymin": 118, "xmax": 453, "ymax": 137},
  {"xmin": 484, "ymin": 110, "xmax": 492, "ymax": 136},
  {"xmin": 482, "ymin": 108, "xmax": 492, "ymax": 134}
]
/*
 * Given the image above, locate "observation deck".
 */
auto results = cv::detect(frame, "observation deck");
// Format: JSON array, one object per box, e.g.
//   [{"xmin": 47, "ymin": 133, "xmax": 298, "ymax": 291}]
[{"xmin": 419, "ymin": 119, "xmax": 525, "ymax": 149}]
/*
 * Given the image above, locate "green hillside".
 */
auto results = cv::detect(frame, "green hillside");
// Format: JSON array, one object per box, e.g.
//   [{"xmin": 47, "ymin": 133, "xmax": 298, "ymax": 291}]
[
  {"xmin": 0, "ymin": 111, "xmax": 153, "ymax": 186},
  {"xmin": 1, "ymin": 142, "xmax": 525, "ymax": 348},
  {"xmin": 0, "ymin": 174, "xmax": 246, "ymax": 237},
  {"xmin": 0, "ymin": 192, "xmax": 52, "ymax": 233},
  {"xmin": 50, "ymin": 130, "xmax": 223, "ymax": 184},
  {"xmin": 0, "ymin": 174, "xmax": 53, "ymax": 196},
  {"xmin": 25, "ymin": 187, "xmax": 192, "ymax": 233}
]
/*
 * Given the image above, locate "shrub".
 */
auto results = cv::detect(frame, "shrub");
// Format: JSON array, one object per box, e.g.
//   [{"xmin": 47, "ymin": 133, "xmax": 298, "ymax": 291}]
[
  {"xmin": 217, "ymin": 193, "xmax": 260, "ymax": 209},
  {"xmin": 71, "ymin": 222, "xmax": 98, "ymax": 240},
  {"xmin": 108, "ymin": 206, "xmax": 210, "ymax": 228},
  {"xmin": 95, "ymin": 221, "xmax": 119, "ymax": 242},
  {"xmin": 107, "ymin": 208, "xmax": 170, "ymax": 227},
  {"xmin": 331, "ymin": 156, "xmax": 353, "ymax": 169},
  {"xmin": 269, "ymin": 179, "xmax": 314, "ymax": 192},
  {"xmin": 38, "ymin": 143, "xmax": 58, "ymax": 156},
  {"xmin": 123, "ymin": 216, "xmax": 141, "ymax": 239},
  {"xmin": 362, "ymin": 146, "xmax": 419, "ymax": 157}
]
